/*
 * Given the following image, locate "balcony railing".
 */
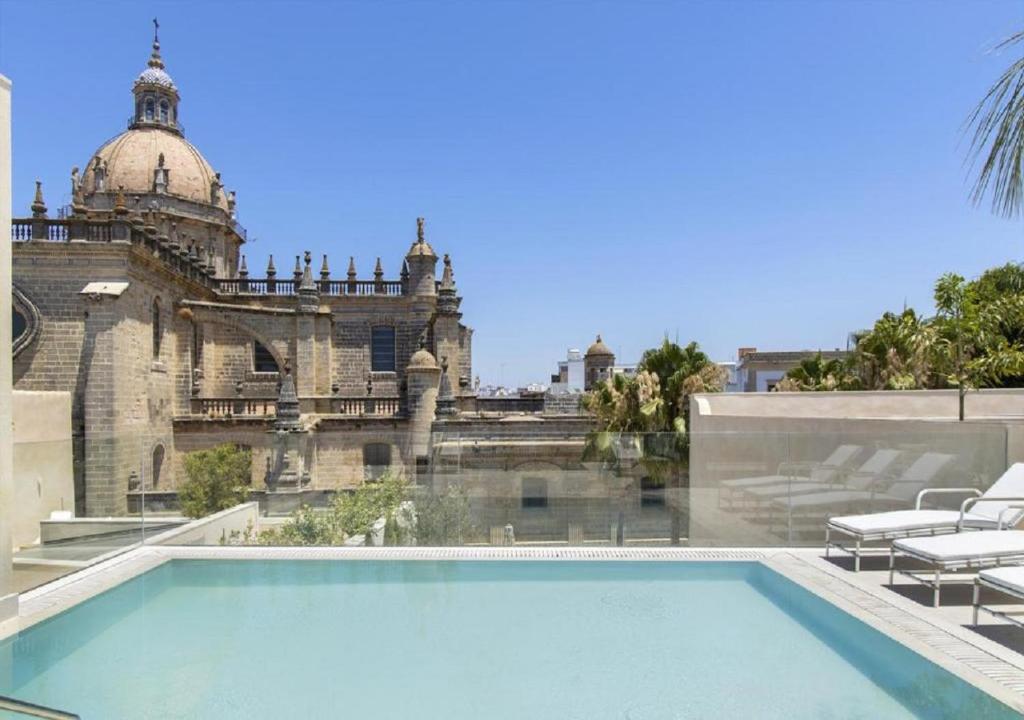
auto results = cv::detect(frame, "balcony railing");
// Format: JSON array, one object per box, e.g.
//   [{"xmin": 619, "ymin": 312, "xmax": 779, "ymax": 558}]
[
  {"xmin": 191, "ymin": 398, "xmax": 276, "ymax": 418},
  {"xmin": 331, "ymin": 396, "xmax": 403, "ymax": 417},
  {"xmin": 11, "ymin": 217, "xmax": 406, "ymax": 297},
  {"xmin": 189, "ymin": 396, "xmax": 404, "ymax": 418},
  {"xmin": 214, "ymin": 278, "xmax": 404, "ymax": 297}
]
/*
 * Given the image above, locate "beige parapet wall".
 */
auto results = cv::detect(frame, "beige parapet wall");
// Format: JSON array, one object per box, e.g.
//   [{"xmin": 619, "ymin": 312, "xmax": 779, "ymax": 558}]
[
  {"xmin": 687, "ymin": 390, "xmax": 1024, "ymax": 547},
  {"xmin": 147, "ymin": 502, "xmax": 260, "ymax": 546},
  {"xmin": 12, "ymin": 391, "xmax": 74, "ymax": 549},
  {"xmin": 692, "ymin": 387, "xmax": 1024, "ymax": 420}
]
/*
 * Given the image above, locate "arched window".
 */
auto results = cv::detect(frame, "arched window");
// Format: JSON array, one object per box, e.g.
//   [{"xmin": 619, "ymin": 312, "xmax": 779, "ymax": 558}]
[
  {"xmin": 253, "ymin": 341, "xmax": 279, "ymax": 373},
  {"xmin": 159, "ymin": 100, "xmax": 169, "ymax": 123},
  {"xmin": 12, "ymin": 308, "xmax": 26, "ymax": 343},
  {"xmin": 363, "ymin": 443, "xmax": 392, "ymax": 481},
  {"xmin": 151, "ymin": 445, "xmax": 165, "ymax": 489},
  {"xmin": 145, "ymin": 98, "xmax": 155, "ymax": 121},
  {"xmin": 152, "ymin": 298, "xmax": 162, "ymax": 359}
]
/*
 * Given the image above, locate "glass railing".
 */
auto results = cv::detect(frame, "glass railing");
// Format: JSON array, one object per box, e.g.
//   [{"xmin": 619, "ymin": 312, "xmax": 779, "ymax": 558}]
[{"xmin": 148, "ymin": 424, "xmax": 1009, "ymax": 550}]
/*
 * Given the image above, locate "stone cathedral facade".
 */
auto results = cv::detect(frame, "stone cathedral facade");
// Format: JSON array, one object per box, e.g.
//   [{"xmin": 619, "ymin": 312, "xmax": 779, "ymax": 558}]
[{"xmin": 10, "ymin": 32, "xmax": 474, "ymax": 516}]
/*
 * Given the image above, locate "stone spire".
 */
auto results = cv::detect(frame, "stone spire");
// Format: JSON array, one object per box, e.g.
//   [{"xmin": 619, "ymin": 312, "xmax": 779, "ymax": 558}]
[
  {"xmin": 320, "ymin": 254, "xmax": 330, "ymax": 282},
  {"xmin": 298, "ymin": 251, "xmax": 319, "ymax": 311},
  {"xmin": 274, "ymin": 360, "xmax": 302, "ymax": 430},
  {"xmin": 437, "ymin": 254, "xmax": 462, "ymax": 315},
  {"xmin": 30, "ymin": 181, "xmax": 47, "ymax": 217},
  {"xmin": 266, "ymin": 254, "xmax": 276, "ymax": 277},
  {"xmin": 436, "ymin": 356, "xmax": 457, "ymax": 416},
  {"xmin": 292, "ymin": 255, "xmax": 302, "ymax": 283},
  {"xmin": 238, "ymin": 254, "xmax": 248, "ymax": 277}
]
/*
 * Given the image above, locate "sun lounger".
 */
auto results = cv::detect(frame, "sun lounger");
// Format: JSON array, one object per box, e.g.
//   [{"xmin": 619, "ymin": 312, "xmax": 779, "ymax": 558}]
[
  {"xmin": 742, "ymin": 448, "xmax": 901, "ymax": 500},
  {"xmin": 826, "ymin": 463, "xmax": 1024, "ymax": 571},
  {"xmin": 891, "ymin": 526, "xmax": 1024, "ymax": 607},
  {"xmin": 720, "ymin": 444, "xmax": 861, "ymax": 491}
]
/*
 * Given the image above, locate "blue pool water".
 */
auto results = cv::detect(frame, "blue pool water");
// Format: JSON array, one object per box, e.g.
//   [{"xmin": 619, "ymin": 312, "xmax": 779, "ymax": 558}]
[{"xmin": 0, "ymin": 560, "xmax": 1019, "ymax": 719}]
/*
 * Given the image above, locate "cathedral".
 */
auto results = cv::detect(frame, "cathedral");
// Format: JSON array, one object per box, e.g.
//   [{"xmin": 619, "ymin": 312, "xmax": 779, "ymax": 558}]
[{"xmin": 10, "ymin": 29, "xmax": 474, "ymax": 516}]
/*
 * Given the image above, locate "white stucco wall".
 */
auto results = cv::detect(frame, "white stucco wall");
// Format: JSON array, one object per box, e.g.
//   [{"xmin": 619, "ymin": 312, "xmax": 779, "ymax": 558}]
[
  {"xmin": 12, "ymin": 391, "xmax": 75, "ymax": 549},
  {"xmin": 0, "ymin": 73, "xmax": 14, "ymax": 618}
]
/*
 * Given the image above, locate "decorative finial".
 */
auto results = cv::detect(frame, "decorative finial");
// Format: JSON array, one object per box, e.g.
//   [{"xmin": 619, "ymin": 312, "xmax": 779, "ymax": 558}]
[
  {"xmin": 293, "ymin": 255, "xmax": 302, "ymax": 282},
  {"xmin": 374, "ymin": 257, "xmax": 384, "ymax": 278},
  {"xmin": 347, "ymin": 256, "xmax": 357, "ymax": 280},
  {"xmin": 149, "ymin": 18, "xmax": 165, "ymax": 70},
  {"xmin": 416, "ymin": 217, "xmax": 425, "ymax": 244},
  {"xmin": 267, "ymin": 254, "xmax": 276, "ymax": 275},
  {"xmin": 320, "ymin": 254, "xmax": 330, "ymax": 280},
  {"xmin": 31, "ymin": 180, "xmax": 47, "ymax": 217},
  {"xmin": 239, "ymin": 255, "xmax": 248, "ymax": 276},
  {"xmin": 114, "ymin": 185, "xmax": 128, "ymax": 215},
  {"xmin": 440, "ymin": 254, "xmax": 455, "ymax": 290}
]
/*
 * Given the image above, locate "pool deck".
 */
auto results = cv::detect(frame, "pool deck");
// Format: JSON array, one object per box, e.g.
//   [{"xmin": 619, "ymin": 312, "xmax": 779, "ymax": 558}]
[{"xmin": 3, "ymin": 545, "xmax": 1024, "ymax": 715}]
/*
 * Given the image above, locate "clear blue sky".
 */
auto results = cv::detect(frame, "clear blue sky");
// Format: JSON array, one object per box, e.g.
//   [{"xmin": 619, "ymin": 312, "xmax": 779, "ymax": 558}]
[{"xmin": 1, "ymin": 1, "xmax": 1021, "ymax": 386}]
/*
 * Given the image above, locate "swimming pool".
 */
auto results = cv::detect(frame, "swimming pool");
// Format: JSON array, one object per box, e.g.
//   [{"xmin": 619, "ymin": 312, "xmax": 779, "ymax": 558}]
[{"xmin": 0, "ymin": 559, "xmax": 1018, "ymax": 719}]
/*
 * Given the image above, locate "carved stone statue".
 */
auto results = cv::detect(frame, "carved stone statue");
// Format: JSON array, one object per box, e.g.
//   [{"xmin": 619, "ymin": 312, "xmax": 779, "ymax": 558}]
[
  {"xmin": 92, "ymin": 156, "xmax": 107, "ymax": 192},
  {"xmin": 70, "ymin": 166, "xmax": 80, "ymax": 197}
]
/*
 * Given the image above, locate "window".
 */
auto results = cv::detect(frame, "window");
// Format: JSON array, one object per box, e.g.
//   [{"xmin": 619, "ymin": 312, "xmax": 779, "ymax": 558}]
[
  {"xmin": 522, "ymin": 478, "xmax": 548, "ymax": 509},
  {"xmin": 151, "ymin": 445, "xmax": 165, "ymax": 489},
  {"xmin": 363, "ymin": 443, "xmax": 392, "ymax": 481},
  {"xmin": 640, "ymin": 476, "xmax": 665, "ymax": 508},
  {"xmin": 159, "ymin": 100, "xmax": 169, "ymax": 123},
  {"xmin": 253, "ymin": 341, "xmax": 279, "ymax": 373},
  {"xmin": 192, "ymin": 323, "xmax": 203, "ymax": 368},
  {"xmin": 371, "ymin": 326, "xmax": 396, "ymax": 372},
  {"xmin": 145, "ymin": 98, "xmax": 155, "ymax": 121},
  {"xmin": 152, "ymin": 298, "xmax": 162, "ymax": 359},
  {"xmin": 12, "ymin": 308, "xmax": 26, "ymax": 343}
]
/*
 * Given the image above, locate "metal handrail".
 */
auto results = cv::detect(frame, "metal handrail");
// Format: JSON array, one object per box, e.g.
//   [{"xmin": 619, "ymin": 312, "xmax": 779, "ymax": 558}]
[{"xmin": 0, "ymin": 694, "xmax": 80, "ymax": 719}]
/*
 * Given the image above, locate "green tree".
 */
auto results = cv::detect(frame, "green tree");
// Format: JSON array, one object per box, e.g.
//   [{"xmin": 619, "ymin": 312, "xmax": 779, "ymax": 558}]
[
  {"xmin": 850, "ymin": 309, "xmax": 937, "ymax": 390},
  {"xmin": 179, "ymin": 444, "xmax": 252, "ymax": 519},
  {"xmin": 258, "ymin": 472, "xmax": 410, "ymax": 546},
  {"xmin": 582, "ymin": 339, "xmax": 726, "ymax": 544},
  {"xmin": 414, "ymin": 484, "xmax": 476, "ymax": 546},
  {"xmin": 967, "ymin": 30, "xmax": 1024, "ymax": 219},
  {"xmin": 775, "ymin": 352, "xmax": 860, "ymax": 392}
]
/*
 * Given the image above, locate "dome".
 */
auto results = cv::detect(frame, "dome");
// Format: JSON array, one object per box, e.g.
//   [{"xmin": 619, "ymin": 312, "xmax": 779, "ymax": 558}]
[
  {"xmin": 585, "ymin": 335, "xmax": 614, "ymax": 358},
  {"xmin": 135, "ymin": 66, "xmax": 176, "ymax": 90},
  {"xmin": 84, "ymin": 126, "xmax": 228, "ymax": 212},
  {"xmin": 407, "ymin": 347, "xmax": 439, "ymax": 370}
]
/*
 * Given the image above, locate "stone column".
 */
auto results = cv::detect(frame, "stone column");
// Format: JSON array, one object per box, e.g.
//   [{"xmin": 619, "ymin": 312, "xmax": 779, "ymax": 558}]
[{"xmin": 0, "ymin": 73, "xmax": 15, "ymax": 620}]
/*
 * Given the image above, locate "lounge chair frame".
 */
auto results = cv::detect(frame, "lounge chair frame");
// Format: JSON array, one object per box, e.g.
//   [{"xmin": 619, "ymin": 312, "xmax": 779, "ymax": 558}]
[
  {"xmin": 826, "ymin": 487, "xmax": 981, "ymax": 572},
  {"xmin": 972, "ymin": 575, "xmax": 1024, "ymax": 627},
  {"xmin": 888, "ymin": 497, "xmax": 1024, "ymax": 607}
]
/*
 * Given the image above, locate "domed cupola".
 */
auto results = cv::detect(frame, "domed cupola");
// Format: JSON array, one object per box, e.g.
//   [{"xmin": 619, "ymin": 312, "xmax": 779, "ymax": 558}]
[{"xmin": 131, "ymin": 19, "xmax": 181, "ymax": 134}]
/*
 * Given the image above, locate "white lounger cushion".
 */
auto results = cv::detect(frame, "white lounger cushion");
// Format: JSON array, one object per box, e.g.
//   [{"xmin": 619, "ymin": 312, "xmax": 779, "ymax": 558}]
[
  {"xmin": 979, "ymin": 566, "xmax": 1024, "ymax": 597},
  {"xmin": 829, "ymin": 510, "xmax": 996, "ymax": 536},
  {"xmin": 893, "ymin": 530, "xmax": 1024, "ymax": 564}
]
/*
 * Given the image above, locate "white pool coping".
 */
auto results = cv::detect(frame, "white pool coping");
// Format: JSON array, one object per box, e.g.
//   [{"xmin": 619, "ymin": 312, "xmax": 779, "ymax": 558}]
[{"xmin": 4, "ymin": 545, "xmax": 1024, "ymax": 715}]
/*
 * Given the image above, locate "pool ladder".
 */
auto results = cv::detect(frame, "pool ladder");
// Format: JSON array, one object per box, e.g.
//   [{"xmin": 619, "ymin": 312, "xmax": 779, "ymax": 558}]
[{"xmin": 0, "ymin": 694, "xmax": 79, "ymax": 719}]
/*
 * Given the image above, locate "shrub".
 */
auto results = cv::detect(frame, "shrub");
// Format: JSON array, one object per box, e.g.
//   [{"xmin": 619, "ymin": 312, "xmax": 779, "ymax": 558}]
[{"xmin": 179, "ymin": 444, "xmax": 252, "ymax": 519}]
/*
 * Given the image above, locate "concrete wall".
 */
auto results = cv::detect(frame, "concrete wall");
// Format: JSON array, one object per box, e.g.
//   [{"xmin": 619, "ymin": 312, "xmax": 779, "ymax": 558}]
[
  {"xmin": 148, "ymin": 502, "xmax": 259, "ymax": 546},
  {"xmin": 0, "ymin": 73, "xmax": 15, "ymax": 618},
  {"xmin": 693, "ymin": 387, "xmax": 1024, "ymax": 421},
  {"xmin": 12, "ymin": 391, "xmax": 74, "ymax": 548}
]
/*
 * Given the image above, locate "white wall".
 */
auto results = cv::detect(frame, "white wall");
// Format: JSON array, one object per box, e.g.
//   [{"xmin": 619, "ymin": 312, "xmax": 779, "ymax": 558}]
[
  {"xmin": 0, "ymin": 73, "xmax": 14, "ymax": 619},
  {"xmin": 12, "ymin": 391, "xmax": 74, "ymax": 548}
]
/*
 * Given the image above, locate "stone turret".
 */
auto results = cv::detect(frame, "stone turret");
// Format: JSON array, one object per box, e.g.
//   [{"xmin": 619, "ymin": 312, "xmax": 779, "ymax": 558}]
[
  {"xmin": 405, "ymin": 338, "xmax": 441, "ymax": 456},
  {"xmin": 405, "ymin": 217, "xmax": 438, "ymax": 297},
  {"xmin": 435, "ymin": 254, "xmax": 464, "ymax": 396},
  {"xmin": 584, "ymin": 335, "xmax": 615, "ymax": 390}
]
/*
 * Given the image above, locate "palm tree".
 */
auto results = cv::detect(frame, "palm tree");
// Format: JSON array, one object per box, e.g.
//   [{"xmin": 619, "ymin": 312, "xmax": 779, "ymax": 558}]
[
  {"xmin": 775, "ymin": 352, "xmax": 859, "ymax": 392},
  {"xmin": 967, "ymin": 30, "xmax": 1024, "ymax": 218},
  {"xmin": 582, "ymin": 339, "xmax": 726, "ymax": 544}
]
